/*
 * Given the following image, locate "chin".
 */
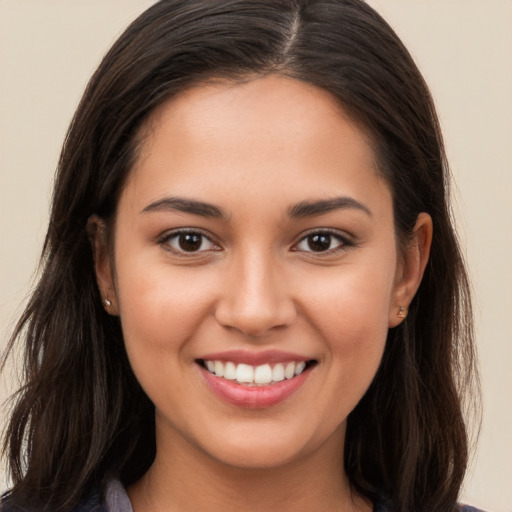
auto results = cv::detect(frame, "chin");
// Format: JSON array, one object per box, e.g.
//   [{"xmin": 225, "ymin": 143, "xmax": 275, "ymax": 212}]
[
  {"xmin": 193, "ymin": 420, "xmax": 344, "ymax": 471},
  {"xmin": 209, "ymin": 442, "xmax": 305, "ymax": 470}
]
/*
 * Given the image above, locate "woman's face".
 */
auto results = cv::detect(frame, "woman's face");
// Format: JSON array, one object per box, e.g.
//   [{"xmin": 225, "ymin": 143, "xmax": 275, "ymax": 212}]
[{"xmin": 94, "ymin": 75, "xmax": 428, "ymax": 469}]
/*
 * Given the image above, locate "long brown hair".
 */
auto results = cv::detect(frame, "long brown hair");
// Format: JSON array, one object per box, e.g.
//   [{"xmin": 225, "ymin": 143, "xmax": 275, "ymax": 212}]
[{"xmin": 2, "ymin": 1, "xmax": 478, "ymax": 511}]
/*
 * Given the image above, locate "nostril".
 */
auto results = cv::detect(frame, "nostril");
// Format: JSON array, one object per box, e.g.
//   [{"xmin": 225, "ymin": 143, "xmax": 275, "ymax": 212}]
[
  {"xmin": 214, "ymin": 301, "xmax": 297, "ymax": 338},
  {"xmin": 213, "ymin": 269, "xmax": 297, "ymax": 336}
]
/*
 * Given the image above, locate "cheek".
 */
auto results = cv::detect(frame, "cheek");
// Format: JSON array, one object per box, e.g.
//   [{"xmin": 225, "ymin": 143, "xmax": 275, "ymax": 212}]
[
  {"xmin": 298, "ymin": 260, "xmax": 394, "ymax": 396},
  {"xmin": 113, "ymin": 260, "xmax": 219, "ymax": 413},
  {"xmin": 301, "ymin": 259, "xmax": 395, "ymax": 340},
  {"xmin": 114, "ymin": 253, "xmax": 216, "ymax": 358}
]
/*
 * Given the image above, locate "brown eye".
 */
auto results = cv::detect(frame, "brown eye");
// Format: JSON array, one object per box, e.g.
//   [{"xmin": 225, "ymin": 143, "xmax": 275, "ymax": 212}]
[
  {"xmin": 162, "ymin": 231, "xmax": 218, "ymax": 254},
  {"xmin": 295, "ymin": 231, "xmax": 348, "ymax": 253},
  {"xmin": 178, "ymin": 233, "xmax": 203, "ymax": 252},
  {"xmin": 307, "ymin": 234, "xmax": 332, "ymax": 252}
]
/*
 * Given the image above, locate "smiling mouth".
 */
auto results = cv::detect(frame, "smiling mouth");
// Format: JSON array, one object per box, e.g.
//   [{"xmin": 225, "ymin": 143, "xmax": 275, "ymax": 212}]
[{"xmin": 198, "ymin": 359, "xmax": 317, "ymax": 387}]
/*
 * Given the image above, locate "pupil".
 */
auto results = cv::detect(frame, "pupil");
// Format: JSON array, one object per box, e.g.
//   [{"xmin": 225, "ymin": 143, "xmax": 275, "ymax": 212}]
[
  {"xmin": 179, "ymin": 233, "xmax": 202, "ymax": 251},
  {"xmin": 308, "ymin": 234, "xmax": 331, "ymax": 252}
]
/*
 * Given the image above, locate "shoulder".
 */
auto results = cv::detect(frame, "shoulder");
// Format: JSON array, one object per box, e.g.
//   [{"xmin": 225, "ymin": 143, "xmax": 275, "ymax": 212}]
[
  {"xmin": 373, "ymin": 498, "xmax": 486, "ymax": 512},
  {"xmin": 70, "ymin": 488, "xmax": 109, "ymax": 512},
  {"xmin": 69, "ymin": 480, "xmax": 132, "ymax": 512},
  {"xmin": 0, "ymin": 488, "xmax": 108, "ymax": 512},
  {"xmin": 0, "ymin": 479, "xmax": 132, "ymax": 512}
]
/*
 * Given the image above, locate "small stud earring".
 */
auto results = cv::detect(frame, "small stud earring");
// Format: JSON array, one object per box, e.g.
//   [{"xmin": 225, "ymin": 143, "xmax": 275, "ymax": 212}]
[
  {"xmin": 398, "ymin": 306, "xmax": 407, "ymax": 318},
  {"xmin": 104, "ymin": 299, "xmax": 112, "ymax": 308}
]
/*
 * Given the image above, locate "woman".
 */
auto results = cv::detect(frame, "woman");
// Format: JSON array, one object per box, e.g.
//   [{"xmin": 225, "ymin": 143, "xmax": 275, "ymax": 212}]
[{"xmin": 1, "ymin": 1, "xmax": 481, "ymax": 511}]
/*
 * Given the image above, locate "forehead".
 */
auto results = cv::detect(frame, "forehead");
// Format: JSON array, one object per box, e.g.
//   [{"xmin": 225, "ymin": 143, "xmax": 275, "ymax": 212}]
[
  {"xmin": 123, "ymin": 75, "xmax": 389, "ymax": 217},
  {"xmin": 135, "ymin": 75, "xmax": 376, "ymax": 172}
]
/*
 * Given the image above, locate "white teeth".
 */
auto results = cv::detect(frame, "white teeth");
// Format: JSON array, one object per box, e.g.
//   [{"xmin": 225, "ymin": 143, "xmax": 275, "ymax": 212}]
[
  {"xmin": 254, "ymin": 364, "xmax": 272, "ymax": 385},
  {"xmin": 214, "ymin": 360, "xmax": 224, "ymax": 377},
  {"xmin": 295, "ymin": 361, "xmax": 306, "ymax": 375},
  {"xmin": 272, "ymin": 363, "xmax": 285, "ymax": 382},
  {"xmin": 204, "ymin": 360, "xmax": 309, "ymax": 385},
  {"xmin": 236, "ymin": 363, "xmax": 254, "ymax": 383},
  {"xmin": 224, "ymin": 361, "xmax": 236, "ymax": 380},
  {"xmin": 284, "ymin": 362, "xmax": 296, "ymax": 379}
]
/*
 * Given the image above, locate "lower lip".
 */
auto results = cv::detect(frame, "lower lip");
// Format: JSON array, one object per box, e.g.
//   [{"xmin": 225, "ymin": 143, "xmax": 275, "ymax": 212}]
[{"xmin": 199, "ymin": 365, "xmax": 310, "ymax": 409}]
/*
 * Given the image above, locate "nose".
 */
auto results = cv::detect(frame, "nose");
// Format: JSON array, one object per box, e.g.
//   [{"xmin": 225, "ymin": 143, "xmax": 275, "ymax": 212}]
[{"xmin": 214, "ymin": 251, "xmax": 297, "ymax": 338}]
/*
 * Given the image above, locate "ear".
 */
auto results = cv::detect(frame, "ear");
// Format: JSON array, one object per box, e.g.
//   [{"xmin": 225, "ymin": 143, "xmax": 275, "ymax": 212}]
[
  {"xmin": 388, "ymin": 212, "xmax": 433, "ymax": 327},
  {"xmin": 87, "ymin": 215, "xmax": 119, "ymax": 315}
]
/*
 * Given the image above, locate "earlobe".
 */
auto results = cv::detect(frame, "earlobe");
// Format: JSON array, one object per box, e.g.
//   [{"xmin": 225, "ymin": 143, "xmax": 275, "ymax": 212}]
[
  {"xmin": 87, "ymin": 215, "xmax": 119, "ymax": 315},
  {"xmin": 388, "ymin": 212, "xmax": 433, "ymax": 327}
]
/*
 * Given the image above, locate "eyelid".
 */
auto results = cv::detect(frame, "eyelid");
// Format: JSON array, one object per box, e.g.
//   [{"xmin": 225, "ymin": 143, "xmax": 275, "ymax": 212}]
[
  {"xmin": 156, "ymin": 227, "xmax": 353, "ymax": 256},
  {"xmin": 157, "ymin": 227, "xmax": 222, "ymax": 255},
  {"xmin": 292, "ymin": 228, "xmax": 354, "ymax": 254}
]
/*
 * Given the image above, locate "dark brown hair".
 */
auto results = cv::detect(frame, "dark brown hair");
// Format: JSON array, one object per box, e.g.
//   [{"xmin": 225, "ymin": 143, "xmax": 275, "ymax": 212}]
[{"xmin": 1, "ymin": 1, "xmax": 478, "ymax": 511}]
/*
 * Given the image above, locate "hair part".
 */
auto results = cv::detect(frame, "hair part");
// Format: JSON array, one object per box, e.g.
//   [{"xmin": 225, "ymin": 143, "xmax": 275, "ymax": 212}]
[{"xmin": 2, "ymin": 1, "xmax": 479, "ymax": 511}]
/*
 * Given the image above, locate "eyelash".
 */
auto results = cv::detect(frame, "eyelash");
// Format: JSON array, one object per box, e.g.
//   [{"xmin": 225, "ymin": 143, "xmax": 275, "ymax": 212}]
[
  {"xmin": 157, "ymin": 228, "xmax": 353, "ymax": 256},
  {"xmin": 157, "ymin": 228, "xmax": 220, "ymax": 255},
  {"xmin": 293, "ymin": 229, "xmax": 353, "ymax": 255}
]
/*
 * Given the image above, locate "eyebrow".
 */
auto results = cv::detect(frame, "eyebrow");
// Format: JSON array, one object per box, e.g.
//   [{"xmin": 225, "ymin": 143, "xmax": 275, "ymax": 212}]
[
  {"xmin": 140, "ymin": 195, "xmax": 371, "ymax": 220},
  {"xmin": 287, "ymin": 197, "xmax": 372, "ymax": 218},
  {"xmin": 141, "ymin": 197, "xmax": 226, "ymax": 218}
]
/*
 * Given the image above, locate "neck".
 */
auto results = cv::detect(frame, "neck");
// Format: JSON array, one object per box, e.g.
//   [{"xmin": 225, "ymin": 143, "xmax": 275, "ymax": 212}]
[{"xmin": 128, "ymin": 422, "xmax": 371, "ymax": 512}]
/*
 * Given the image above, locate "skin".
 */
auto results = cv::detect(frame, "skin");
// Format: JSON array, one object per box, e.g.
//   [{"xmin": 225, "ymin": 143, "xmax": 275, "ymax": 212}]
[{"xmin": 91, "ymin": 75, "xmax": 432, "ymax": 511}]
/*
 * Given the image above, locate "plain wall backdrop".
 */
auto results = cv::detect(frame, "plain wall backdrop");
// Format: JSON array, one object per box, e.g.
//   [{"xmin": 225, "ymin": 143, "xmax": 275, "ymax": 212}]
[{"xmin": 1, "ymin": 1, "xmax": 511, "ymax": 510}]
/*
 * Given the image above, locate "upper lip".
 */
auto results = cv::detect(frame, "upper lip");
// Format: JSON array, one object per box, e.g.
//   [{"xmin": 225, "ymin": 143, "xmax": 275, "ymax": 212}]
[{"xmin": 197, "ymin": 349, "xmax": 313, "ymax": 366}]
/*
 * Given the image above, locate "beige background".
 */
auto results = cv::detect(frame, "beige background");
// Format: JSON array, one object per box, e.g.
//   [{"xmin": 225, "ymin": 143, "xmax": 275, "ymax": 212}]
[{"xmin": 1, "ymin": 1, "xmax": 511, "ymax": 510}]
